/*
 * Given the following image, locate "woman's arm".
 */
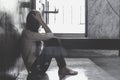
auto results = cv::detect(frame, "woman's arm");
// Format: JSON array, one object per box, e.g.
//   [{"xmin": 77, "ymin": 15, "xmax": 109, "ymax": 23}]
[
  {"xmin": 22, "ymin": 29, "xmax": 54, "ymax": 41},
  {"xmin": 32, "ymin": 11, "xmax": 52, "ymax": 33}
]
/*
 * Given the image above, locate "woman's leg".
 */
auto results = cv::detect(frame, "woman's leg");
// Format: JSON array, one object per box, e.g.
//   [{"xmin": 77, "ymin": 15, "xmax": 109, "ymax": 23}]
[
  {"xmin": 27, "ymin": 51, "xmax": 52, "ymax": 80},
  {"xmin": 45, "ymin": 38, "xmax": 78, "ymax": 78},
  {"xmin": 44, "ymin": 38, "xmax": 66, "ymax": 69},
  {"xmin": 30, "ymin": 53, "xmax": 52, "ymax": 75}
]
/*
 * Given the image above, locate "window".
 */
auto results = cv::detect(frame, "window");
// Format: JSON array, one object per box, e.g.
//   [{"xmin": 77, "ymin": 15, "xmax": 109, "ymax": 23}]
[{"xmin": 36, "ymin": 0, "xmax": 86, "ymax": 34}]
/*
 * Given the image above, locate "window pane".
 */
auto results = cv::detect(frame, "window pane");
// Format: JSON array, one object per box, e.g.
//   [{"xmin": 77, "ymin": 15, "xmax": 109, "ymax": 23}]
[{"xmin": 37, "ymin": 0, "xmax": 85, "ymax": 33}]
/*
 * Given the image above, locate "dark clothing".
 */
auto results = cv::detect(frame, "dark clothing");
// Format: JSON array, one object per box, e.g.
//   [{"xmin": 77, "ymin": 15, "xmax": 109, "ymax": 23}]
[{"xmin": 29, "ymin": 38, "xmax": 66, "ymax": 75}]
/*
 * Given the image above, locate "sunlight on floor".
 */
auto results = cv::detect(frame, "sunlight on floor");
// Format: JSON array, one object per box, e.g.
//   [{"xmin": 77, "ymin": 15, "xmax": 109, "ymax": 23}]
[
  {"xmin": 16, "ymin": 58, "xmax": 117, "ymax": 80},
  {"xmin": 47, "ymin": 68, "xmax": 88, "ymax": 80}
]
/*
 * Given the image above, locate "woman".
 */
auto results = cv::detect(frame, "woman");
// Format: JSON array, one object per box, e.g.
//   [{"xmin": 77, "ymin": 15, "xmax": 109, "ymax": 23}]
[{"xmin": 21, "ymin": 10, "xmax": 78, "ymax": 80}]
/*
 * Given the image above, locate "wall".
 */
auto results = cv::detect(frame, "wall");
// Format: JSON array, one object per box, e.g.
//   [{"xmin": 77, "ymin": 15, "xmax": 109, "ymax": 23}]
[
  {"xmin": 87, "ymin": 0, "xmax": 120, "ymax": 39},
  {"xmin": 0, "ymin": 0, "xmax": 28, "ymax": 78},
  {"xmin": 83, "ymin": 0, "xmax": 120, "ymax": 57},
  {"xmin": 0, "ymin": 0, "xmax": 20, "ymax": 69}
]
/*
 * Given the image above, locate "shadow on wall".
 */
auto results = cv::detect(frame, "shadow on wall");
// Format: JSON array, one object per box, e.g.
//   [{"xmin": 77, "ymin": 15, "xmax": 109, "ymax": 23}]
[
  {"xmin": 0, "ymin": 74, "xmax": 16, "ymax": 80},
  {"xmin": 0, "ymin": 11, "xmax": 21, "ymax": 79}
]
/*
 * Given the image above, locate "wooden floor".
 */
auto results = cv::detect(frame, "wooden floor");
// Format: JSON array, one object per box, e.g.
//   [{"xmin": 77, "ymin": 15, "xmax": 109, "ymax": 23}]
[{"xmin": 16, "ymin": 58, "xmax": 118, "ymax": 80}]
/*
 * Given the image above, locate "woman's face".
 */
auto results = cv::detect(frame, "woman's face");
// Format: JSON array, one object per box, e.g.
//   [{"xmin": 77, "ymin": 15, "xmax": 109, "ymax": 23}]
[{"xmin": 33, "ymin": 11, "xmax": 42, "ymax": 25}]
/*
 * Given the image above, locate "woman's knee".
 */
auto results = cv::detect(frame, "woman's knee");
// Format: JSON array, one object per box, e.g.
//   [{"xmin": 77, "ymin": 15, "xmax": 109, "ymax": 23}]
[{"xmin": 45, "ymin": 38, "xmax": 61, "ymax": 46}]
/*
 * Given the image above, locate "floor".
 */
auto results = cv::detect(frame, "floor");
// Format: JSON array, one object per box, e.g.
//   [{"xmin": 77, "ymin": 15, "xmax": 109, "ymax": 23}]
[{"xmin": 16, "ymin": 57, "xmax": 120, "ymax": 80}]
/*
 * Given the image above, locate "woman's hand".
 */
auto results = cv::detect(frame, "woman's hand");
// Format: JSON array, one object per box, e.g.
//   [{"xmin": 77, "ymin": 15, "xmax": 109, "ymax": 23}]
[
  {"xmin": 32, "ymin": 11, "xmax": 43, "ymax": 24},
  {"xmin": 32, "ymin": 11, "xmax": 52, "ymax": 33}
]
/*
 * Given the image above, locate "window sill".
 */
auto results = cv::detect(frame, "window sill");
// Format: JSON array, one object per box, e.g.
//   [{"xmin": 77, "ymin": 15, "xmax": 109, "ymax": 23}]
[{"xmin": 54, "ymin": 33, "xmax": 87, "ymax": 39}]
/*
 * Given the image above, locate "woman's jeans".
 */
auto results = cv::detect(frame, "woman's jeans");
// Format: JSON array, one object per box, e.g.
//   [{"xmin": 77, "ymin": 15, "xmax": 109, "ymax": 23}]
[{"xmin": 29, "ymin": 38, "xmax": 66, "ymax": 75}]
